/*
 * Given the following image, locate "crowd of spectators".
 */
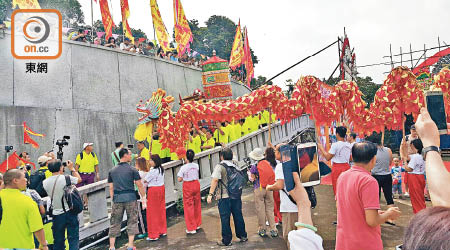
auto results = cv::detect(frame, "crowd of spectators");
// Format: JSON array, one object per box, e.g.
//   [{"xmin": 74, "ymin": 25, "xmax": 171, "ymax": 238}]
[{"xmin": 66, "ymin": 29, "xmax": 205, "ymax": 69}]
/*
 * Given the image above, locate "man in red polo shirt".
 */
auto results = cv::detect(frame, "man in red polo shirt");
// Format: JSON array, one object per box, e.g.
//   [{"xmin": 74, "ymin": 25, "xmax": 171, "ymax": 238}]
[{"xmin": 335, "ymin": 141, "xmax": 401, "ymax": 250}]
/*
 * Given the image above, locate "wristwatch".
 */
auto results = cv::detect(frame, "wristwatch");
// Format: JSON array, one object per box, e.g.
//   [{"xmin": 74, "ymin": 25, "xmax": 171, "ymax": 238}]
[{"xmin": 422, "ymin": 146, "xmax": 441, "ymax": 160}]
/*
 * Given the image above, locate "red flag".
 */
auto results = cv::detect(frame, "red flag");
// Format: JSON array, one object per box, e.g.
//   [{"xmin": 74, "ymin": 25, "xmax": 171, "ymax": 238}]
[
  {"xmin": 243, "ymin": 27, "xmax": 254, "ymax": 87},
  {"xmin": 0, "ymin": 152, "xmax": 22, "ymax": 173},
  {"xmin": 99, "ymin": 0, "xmax": 115, "ymax": 40},
  {"xmin": 24, "ymin": 132, "xmax": 40, "ymax": 149},
  {"xmin": 23, "ymin": 122, "xmax": 44, "ymax": 149}
]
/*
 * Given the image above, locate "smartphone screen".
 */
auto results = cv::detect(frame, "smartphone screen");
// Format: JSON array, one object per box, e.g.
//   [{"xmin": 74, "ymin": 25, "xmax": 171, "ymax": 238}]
[
  {"xmin": 297, "ymin": 143, "xmax": 320, "ymax": 186},
  {"xmin": 426, "ymin": 92, "xmax": 447, "ymax": 132},
  {"xmin": 281, "ymin": 144, "xmax": 298, "ymax": 192}
]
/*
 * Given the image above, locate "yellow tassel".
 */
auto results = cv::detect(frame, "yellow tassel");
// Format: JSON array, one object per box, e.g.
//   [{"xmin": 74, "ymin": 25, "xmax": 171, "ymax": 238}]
[{"xmin": 134, "ymin": 123, "xmax": 153, "ymax": 141}]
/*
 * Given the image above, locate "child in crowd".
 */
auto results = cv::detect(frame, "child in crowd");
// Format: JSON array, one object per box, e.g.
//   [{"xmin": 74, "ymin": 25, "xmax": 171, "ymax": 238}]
[{"xmin": 391, "ymin": 158, "xmax": 405, "ymax": 199}]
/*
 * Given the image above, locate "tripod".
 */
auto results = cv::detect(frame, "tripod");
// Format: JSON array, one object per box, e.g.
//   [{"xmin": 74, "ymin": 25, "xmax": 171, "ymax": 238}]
[{"xmin": 57, "ymin": 145, "xmax": 64, "ymax": 161}]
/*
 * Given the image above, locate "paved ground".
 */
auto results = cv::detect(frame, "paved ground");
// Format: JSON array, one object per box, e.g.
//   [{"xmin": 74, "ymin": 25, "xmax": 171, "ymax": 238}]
[{"xmin": 108, "ymin": 184, "xmax": 430, "ymax": 250}]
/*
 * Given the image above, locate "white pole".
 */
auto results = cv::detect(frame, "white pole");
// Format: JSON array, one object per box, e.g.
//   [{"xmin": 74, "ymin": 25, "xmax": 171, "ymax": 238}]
[{"xmin": 91, "ymin": 0, "xmax": 94, "ymax": 42}]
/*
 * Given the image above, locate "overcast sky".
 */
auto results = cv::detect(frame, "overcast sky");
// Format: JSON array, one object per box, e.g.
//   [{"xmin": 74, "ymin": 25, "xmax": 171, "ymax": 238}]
[{"xmin": 80, "ymin": 0, "xmax": 450, "ymax": 87}]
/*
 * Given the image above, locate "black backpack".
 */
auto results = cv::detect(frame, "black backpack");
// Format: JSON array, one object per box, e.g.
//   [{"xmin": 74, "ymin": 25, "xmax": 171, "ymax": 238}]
[
  {"xmin": 62, "ymin": 176, "xmax": 83, "ymax": 214},
  {"xmin": 0, "ymin": 197, "xmax": 2, "ymax": 224},
  {"xmin": 219, "ymin": 163, "xmax": 246, "ymax": 200},
  {"xmin": 79, "ymin": 151, "xmax": 96, "ymax": 160},
  {"xmin": 29, "ymin": 169, "xmax": 48, "ymax": 197}
]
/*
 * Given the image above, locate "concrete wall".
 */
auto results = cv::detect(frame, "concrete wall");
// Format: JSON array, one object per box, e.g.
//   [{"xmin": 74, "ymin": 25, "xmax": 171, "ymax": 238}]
[
  {"xmin": 0, "ymin": 32, "xmax": 251, "ymax": 111},
  {"xmin": 0, "ymin": 32, "xmax": 251, "ymax": 178}
]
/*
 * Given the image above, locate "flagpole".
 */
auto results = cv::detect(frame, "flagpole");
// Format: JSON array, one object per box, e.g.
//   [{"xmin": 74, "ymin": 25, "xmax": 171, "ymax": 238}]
[{"xmin": 91, "ymin": 0, "xmax": 94, "ymax": 43}]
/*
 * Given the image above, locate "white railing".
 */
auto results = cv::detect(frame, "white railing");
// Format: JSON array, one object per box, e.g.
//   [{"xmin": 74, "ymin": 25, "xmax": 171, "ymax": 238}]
[{"xmin": 76, "ymin": 115, "xmax": 314, "ymax": 241}]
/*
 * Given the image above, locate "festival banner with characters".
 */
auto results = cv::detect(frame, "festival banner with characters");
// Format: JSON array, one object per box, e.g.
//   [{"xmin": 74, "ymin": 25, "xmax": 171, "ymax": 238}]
[
  {"xmin": 229, "ymin": 21, "xmax": 245, "ymax": 70},
  {"xmin": 202, "ymin": 53, "xmax": 233, "ymax": 100},
  {"xmin": 150, "ymin": 0, "xmax": 171, "ymax": 53},
  {"xmin": 99, "ymin": 0, "xmax": 114, "ymax": 40},
  {"xmin": 120, "ymin": 0, "xmax": 134, "ymax": 43},
  {"xmin": 173, "ymin": 0, "xmax": 193, "ymax": 56}
]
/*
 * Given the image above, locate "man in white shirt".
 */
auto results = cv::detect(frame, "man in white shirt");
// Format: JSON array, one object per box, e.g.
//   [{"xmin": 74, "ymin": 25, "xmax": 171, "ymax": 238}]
[
  {"xmin": 317, "ymin": 126, "xmax": 352, "ymax": 196},
  {"xmin": 43, "ymin": 160, "xmax": 82, "ymax": 250},
  {"xmin": 120, "ymin": 37, "xmax": 132, "ymax": 51},
  {"xmin": 266, "ymin": 143, "xmax": 299, "ymax": 248}
]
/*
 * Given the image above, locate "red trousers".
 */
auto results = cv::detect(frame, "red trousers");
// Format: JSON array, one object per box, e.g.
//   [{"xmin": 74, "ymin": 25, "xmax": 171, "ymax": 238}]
[
  {"xmin": 273, "ymin": 190, "xmax": 282, "ymax": 223},
  {"xmin": 183, "ymin": 180, "xmax": 202, "ymax": 231},
  {"xmin": 408, "ymin": 174, "xmax": 426, "ymax": 214},
  {"xmin": 147, "ymin": 185, "xmax": 167, "ymax": 239},
  {"xmin": 332, "ymin": 163, "xmax": 350, "ymax": 196}
]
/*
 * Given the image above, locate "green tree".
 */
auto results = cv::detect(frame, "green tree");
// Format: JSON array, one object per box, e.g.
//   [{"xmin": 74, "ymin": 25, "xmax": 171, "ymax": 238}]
[
  {"xmin": 188, "ymin": 15, "xmax": 258, "ymax": 65},
  {"xmin": 92, "ymin": 20, "xmax": 148, "ymax": 40},
  {"xmin": 250, "ymin": 75, "xmax": 272, "ymax": 89},
  {"xmin": 0, "ymin": 0, "xmax": 9, "ymax": 21},
  {"xmin": 39, "ymin": 0, "xmax": 85, "ymax": 25}
]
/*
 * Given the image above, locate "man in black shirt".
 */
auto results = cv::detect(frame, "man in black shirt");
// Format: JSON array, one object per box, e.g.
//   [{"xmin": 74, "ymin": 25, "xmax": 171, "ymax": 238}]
[{"xmin": 108, "ymin": 148, "xmax": 146, "ymax": 250}]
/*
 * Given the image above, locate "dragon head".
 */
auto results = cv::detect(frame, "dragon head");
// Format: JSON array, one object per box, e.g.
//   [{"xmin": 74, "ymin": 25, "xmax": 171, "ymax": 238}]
[{"xmin": 136, "ymin": 88, "xmax": 174, "ymax": 125}]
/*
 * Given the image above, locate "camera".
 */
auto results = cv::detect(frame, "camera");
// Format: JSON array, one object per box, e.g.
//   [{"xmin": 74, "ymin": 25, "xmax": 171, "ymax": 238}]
[
  {"xmin": 4, "ymin": 145, "xmax": 13, "ymax": 152},
  {"xmin": 56, "ymin": 135, "xmax": 70, "ymax": 147},
  {"xmin": 56, "ymin": 135, "xmax": 70, "ymax": 161},
  {"xmin": 127, "ymin": 144, "xmax": 134, "ymax": 149},
  {"xmin": 62, "ymin": 161, "xmax": 68, "ymax": 167}
]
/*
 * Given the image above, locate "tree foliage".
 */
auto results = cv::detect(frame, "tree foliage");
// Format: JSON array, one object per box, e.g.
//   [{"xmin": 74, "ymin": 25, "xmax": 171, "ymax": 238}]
[
  {"xmin": 39, "ymin": 0, "xmax": 84, "ymax": 25},
  {"xmin": 92, "ymin": 20, "xmax": 148, "ymax": 40},
  {"xmin": 188, "ymin": 15, "xmax": 258, "ymax": 65},
  {"xmin": 250, "ymin": 75, "xmax": 272, "ymax": 89},
  {"xmin": 0, "ymin": 0, "xmax": 9, "ymax": 21}
]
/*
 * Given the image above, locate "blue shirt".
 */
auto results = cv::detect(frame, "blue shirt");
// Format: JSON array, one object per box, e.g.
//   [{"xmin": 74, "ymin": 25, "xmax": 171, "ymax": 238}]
[{"xmin": 391, "ymin": 166, "xmax": 405, "ymax": 183}]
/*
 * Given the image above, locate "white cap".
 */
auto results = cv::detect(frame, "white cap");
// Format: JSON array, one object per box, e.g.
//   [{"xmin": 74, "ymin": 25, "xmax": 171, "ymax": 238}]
[
  {"xmin": 37, "ymin": 155, "xmax": 52, "ymax": 165},
  {"xmin": 249, "ymin": 148, "xmax": 265, "ymax": 161},
  {"xmin": 83, "ymin": 142, "xmax": 93, "ymax": 149}
]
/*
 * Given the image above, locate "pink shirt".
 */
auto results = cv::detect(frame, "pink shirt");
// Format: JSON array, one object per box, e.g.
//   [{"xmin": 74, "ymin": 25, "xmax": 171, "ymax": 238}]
[{"xmin": 335, "ymin": 165, "xmax": 382, "ymax": 250}]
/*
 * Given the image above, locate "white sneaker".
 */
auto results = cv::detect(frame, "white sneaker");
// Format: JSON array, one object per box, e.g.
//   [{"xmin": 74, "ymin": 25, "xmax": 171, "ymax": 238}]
[
  {"xmin": 404, "ymin": 192, "xmax": 410, "ymax": 198},
  {"xmin": 186, "ymin": 229, "xmax": 197, "ymax": 234},
  {"xmin": 196, "ymin": 226, "xmax": 201, "ymax": 230},
  {"xmin": 146, "ymin": 237, "xmax": 159, "ymax": 241}
]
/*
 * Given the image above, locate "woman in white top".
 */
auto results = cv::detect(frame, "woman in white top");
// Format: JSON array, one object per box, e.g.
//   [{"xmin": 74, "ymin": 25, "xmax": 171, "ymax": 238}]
[
  {"xmin": 401, "ymin": 138, "xmax": 426, "ymax": 214},
  {"xmin": 135, "ymin": 157, "xmax": 149, "ymax": 239},
  {"xmin": 177, "ymin": 149, "xmax": 202, "ymax": 234},
  {"xmin": 144, "ymin": 154, "xmax": 166, "ymax": 241}
]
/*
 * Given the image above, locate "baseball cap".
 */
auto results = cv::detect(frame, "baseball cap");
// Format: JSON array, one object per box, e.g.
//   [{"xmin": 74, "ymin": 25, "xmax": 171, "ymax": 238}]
[
  {"xmin": 37, "ymin": 155, "xmax": 52, "ymax": 165},
  {"xmin": 83, "ymin": 142, "xmax": 94, "ymax": 149}
]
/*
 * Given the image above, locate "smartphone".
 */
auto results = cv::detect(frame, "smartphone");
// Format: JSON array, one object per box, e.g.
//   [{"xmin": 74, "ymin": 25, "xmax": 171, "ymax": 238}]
[
  {"xmin": 281, "ymin": 143, "xmax": 321, "ymax": 191},
  {"xmin": 297, "ymin": 143, "xmax": 321, "ymax": 187},
  {"xmin": 280, "ymin": 144, "xmax": 298, "ymax": 192},
  {"xmin": 425, "ymin": 91, "xmax": 448, "ymax": 134}
]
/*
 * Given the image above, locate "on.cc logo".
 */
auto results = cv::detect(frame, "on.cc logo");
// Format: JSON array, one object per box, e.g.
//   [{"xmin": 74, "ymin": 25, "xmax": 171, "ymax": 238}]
[{"xmin": 11, "ymin": 9, "xmax": 62, "ymax": 59}]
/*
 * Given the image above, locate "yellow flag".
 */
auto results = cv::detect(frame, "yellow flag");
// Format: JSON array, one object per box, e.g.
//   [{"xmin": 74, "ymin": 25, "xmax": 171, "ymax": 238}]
[
  {"xmin": 120, "ymin": 0, "xmax": 134, "ymax": 43},
  {"xmin": 173, "ymin": 0, "xmax": 193, "ymax": 56},
  {"xmin": 12, "ymin": 0, "xmax": 41, "ymax": 9},
  {"xmin": 229, "ymin": 21, "xmax": 245, "ymax": 70},
  {"xmin": 150, "ymin": 0, "xmax": 170, "ymax": 52}
]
